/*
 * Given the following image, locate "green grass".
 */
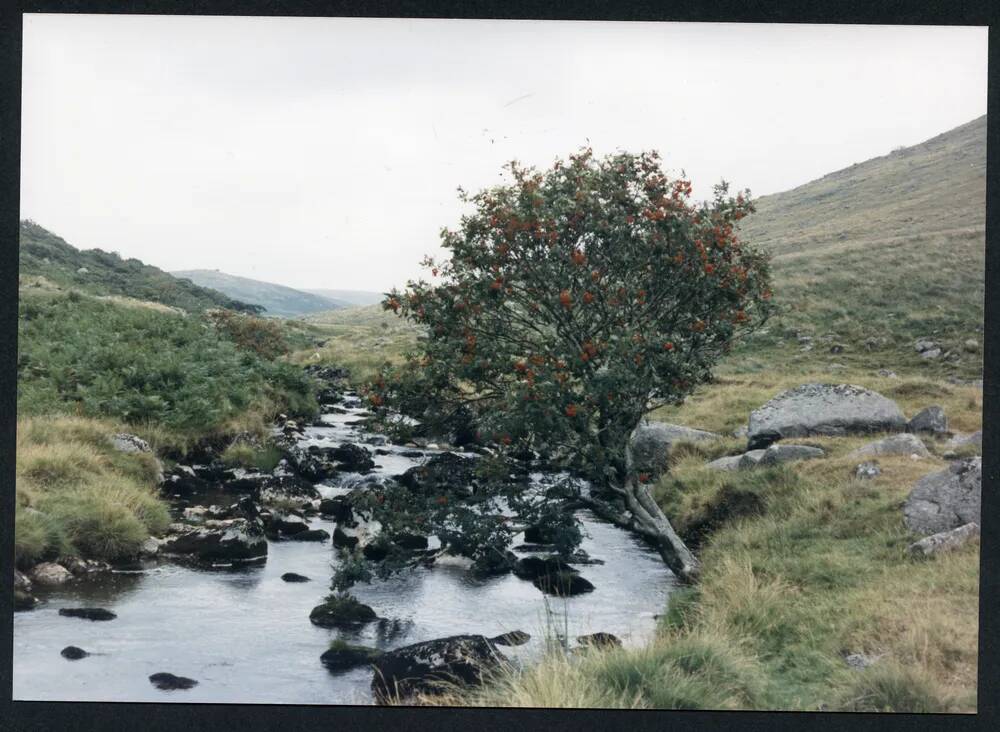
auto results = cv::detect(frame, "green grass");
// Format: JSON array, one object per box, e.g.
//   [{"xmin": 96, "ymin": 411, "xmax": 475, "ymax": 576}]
[
  {"xmin": 15, "ymin": 416, "xmax": 171, "ymax": 566},
  {"xmin": 17, "ymin": 288, "xmax": 317, "ymax": 440},
  {"xmin": 290, "ymin": 304, "xmax": 421, "ymax": 383}
]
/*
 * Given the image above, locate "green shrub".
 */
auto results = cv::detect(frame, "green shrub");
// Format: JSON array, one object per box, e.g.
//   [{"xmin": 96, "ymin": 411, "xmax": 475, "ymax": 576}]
[{"xmin": 17, "ymin": 293, "xmax": 316, "ymax": 434}]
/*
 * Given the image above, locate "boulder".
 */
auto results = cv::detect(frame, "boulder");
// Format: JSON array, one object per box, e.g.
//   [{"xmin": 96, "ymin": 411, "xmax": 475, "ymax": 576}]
[
  {"xmin": 110, "ymin": 433, "xmax": 151, "ymax": 454},
  {"xmin": 705, "ymin": 455, "xmax": 744, "ymax": 471},
  {"xmin": 920, "ymin": 348, "xmax": 942, "ymax": 360},
  {"xmin": 30, "ymin": 562, "xmax": 72, "ymax": 586},
  {"xmin": 14, "ymin": 590, "xmax": 38, "ymax": 611},
  {"xmin": 903, "ymin": 458, "xmax": 981, "ymax": 536},
  {"xmin": 907, "ymin": 406, "xmax": 948, "ymax": 435},
  {"xmin": 14, "ymin": 570, "xmax": 33, "ymax": 593},
  {"xmin": 318, "ymin": 497, "xmax": 353, "ymax": 522},
  {"xmin": 737, "ymin": 449, "xmax": 767, "ymax": 469},
  {"xmin": 289, "ymin": 528, "xmax": 330, "ymax": 542},
  {"xmin": 161, "ymin": 465, "xmax": 209, "ymax": 497},
  {"xmin": 397, "ymin": 452, "xmax": 478, "ymax": 496},
  {"xmin": 513, "ymin": 555, "xmax": 576, "ymax": 580},
  {"xmin": 256, "ymin": 475, "xmax": 320, "ymax": 507},
  {"xmin": 61, "ymin": 646, "xmax": 90, "ymax": 660},
  {"xmin": 628, "ymin": 422, "xmax": 720, "ymax": 479},
  {"xmin": 577, "ymin": 632, "xmax": 623, "ymax": 649},
  {"xmin": 847, "ymin": 433, "xmax": 929, "ymax": 459},
  {"xmin": 963, "ymin": 339, "xmax": 979, "ymax": 353},
  {"xmin": 490, "ymin": 630, "xmax": 531, "ymax": 647},
  {"xmin": 286, "ymin": 446, "xmax": 338, "ymax": 482},
  {"xmin": 140, "ymin": 537, "xmax": 161, "ymax": 557},
  {"xmin": 59, "ymin": 608, "xmax": 117, "ymax": 621},
  {"xmin": 946, "ymin": 431, "xmax": 982, "ymax": 452},
  {"xmin": 264, "ymin": 513, "xmax": 310, "ymax": 536},
  {"xmin": 914, "ymin": 338, "xmax": 938, "ymax": 353},
  {"xmin": 371, "ymin": 635, "xmax": 508, "ymax": 703},
  {"xmin": 149, "ymin": 672, "xmax": 198, "ymax": 691},
  {"xmin": 309, "ymin": 595, "xmax": 378, "ymax": 628},
  {"xmin": 280, "ymin": 572, "xmax": 311, "ymax": 582},
  {"xmin": 160, "ymin": 519, "xmax": 268, "ymax": 564},
  {"xmin": 908, "ymin": 522, "xmax": 979, "ymax": 558},
  {"xmin": 321, "ymin": 643, "xmax": 382, "ymax": 673},
  {"xmin": 332, "ymin": 526, "xmax": 359, "ymax": 549},
  {"xmin": 757, "ymin": 444, "xmax": 825, "ymax": 466},
  {"xmin": 329, "ymin": 443, "xmax": 376, "ymax": 473},
  {"xmin": 747, "ymin": 384, "xmax": 906, "ymax": 449},
  {"xmin": 532, "ymin": 571, "xmax": 595, "ymax": 597},
  {"xmin": 854, "ymin": 461, "xmax": 882, "ymax": 480}
]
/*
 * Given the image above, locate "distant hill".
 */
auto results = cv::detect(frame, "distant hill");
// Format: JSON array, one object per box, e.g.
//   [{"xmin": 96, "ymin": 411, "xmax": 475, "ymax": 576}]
[
  {"xmin": 18, "ymin": 221, "xmax": 258, "ymax": 314},
  {"xmin": 302, "ymin": 288, "xmax": 386, "ymax": 307},
  {"xmin": 732, "ymin": 114, "xmax": 986, "ymax": 378},
  {"xmin": 171, "ymin": 270, "xmax": 349, "ymax": 318}
]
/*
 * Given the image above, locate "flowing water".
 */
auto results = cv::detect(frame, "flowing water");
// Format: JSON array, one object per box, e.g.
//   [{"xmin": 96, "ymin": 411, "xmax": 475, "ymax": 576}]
[{"xmin": 13, "ymin": 402, "xmax": 676, "ymax": 704}]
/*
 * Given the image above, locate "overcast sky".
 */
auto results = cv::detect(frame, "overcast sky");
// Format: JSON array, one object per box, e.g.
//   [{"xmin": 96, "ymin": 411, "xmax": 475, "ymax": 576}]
[{"xmin": 20, "ymin": 15, "xmax": 987, "ymax": 293}]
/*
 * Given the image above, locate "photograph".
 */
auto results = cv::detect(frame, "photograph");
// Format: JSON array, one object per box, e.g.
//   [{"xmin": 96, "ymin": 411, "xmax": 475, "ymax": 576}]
[{"xmin": 10, "ymin": 12, "xmax": 987, "ymax": 713}]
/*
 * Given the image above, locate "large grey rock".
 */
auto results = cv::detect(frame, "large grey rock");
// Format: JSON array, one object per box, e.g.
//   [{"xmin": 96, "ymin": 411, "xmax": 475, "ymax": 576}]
[
  {"xmin": 946, "ymin": 431, "xmax": 982, "ymax": 452},
  {"xmin": 747, "ymin": 384, "xmax": 906, "ymax": 449},
  {"xmin": 629, "ymin": 422, "xmax": 720, "ymax": 478},
  {"xmin": 847, "ymin": 433, "xmax": 929, "ymax": 459},
  {"xmin": 705, "ymin": 455, "xmax": 744, "ymax": 471},
  {"xmin": 370, "ymin": 635, "xmax": 508, "ymax": 703},
  {"xmin": 738, "ymin": 449, "xmax": 767, "ymax": 469},
  {"xmin": 758, "ymin": 444, "xmax": 825, "ymax": 466},
  {"xmin": 14, "ymin": 570, "xmax": 33, "ymax": 593},
  {"xmin": 160, "ymin": 519, "xmax": 268, "ymax": 564},
  {"xmin": 30, "ymin": 562, "xmax": 72, "ymax": 586},
  {"xmin": 907, "ymin": 406, "xmax": 948, "ymax": 435},
  {"xmin": 903, "ymin": 458, "xmax": 981, "ymax": 536},
  {"xmin": 908, "ymin": 522, "xmax": 980, "ymax": 558}
]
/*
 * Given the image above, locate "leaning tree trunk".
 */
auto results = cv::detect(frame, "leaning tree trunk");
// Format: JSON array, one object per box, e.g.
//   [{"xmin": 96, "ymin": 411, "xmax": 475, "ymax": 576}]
[{"xmin": 579, "ymin": 425, "xmax": 700, "ymax": 583}]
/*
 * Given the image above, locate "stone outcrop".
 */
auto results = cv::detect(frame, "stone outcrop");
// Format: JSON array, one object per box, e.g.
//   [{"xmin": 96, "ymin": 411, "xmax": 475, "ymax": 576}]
[
  {"xmin": 747, "ymin": 384, "xmax": 905, "ymax": 449},
  {"xmin": 903, "ymin": 458, "xmax": 981, "ymax": 536}
]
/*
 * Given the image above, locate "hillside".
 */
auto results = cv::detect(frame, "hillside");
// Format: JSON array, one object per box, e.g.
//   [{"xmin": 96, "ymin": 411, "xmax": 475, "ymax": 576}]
[
  {"xmin": 303, "ymin": 288, "xmax": 385, "ymax": 306},
  {"xmin": 728, "ymin": 115, "xmax": 986, "ymax": 380},
  {"xmin": 172, "ymin": 269, "xmax": 349, "ymax": 318},
  {"xmin": 18, "ymin": 221, "xmax": 258, "ymax": 314}
]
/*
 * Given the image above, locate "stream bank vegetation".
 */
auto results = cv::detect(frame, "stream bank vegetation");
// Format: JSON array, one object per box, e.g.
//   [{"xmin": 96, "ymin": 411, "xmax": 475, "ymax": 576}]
[{"xmin": 15, "ymin": 267, "xmax": 325, "ymax": 568}]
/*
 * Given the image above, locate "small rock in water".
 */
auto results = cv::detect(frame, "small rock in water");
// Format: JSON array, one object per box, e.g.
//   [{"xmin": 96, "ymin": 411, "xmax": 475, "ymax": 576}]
[
  {"xmin": 288, "ymin": 528, "xmax": 330, "ymax": 542},
  {"xmin": 576, "ymin": 632, "xmax": 623, "ymax": 649},
  {"xmin": 30, "ymin": 562, "xmax": 73, "ymax": 586},
  {"xmin": 149, "ymin": 672, "xmax": 199, "ymax": 690},
  {"xmin": 59, "ymin": 608, "xmax": 117, "ymax": 621},
  {"xmin": 490, "ymin": 630, "xmax": 531, "ymax": 647},
  {"xmin": 281, "ymin": 572, "xmax": 311, "ymax": 582},
  {"xmin": 61, "ymin": 646, "xmax": 90, "ymax": 660},
  {"xmin": 14, "ymin": 590, "xmax": 38, "ymax": 611},
  {"xmin": 531, "ymin": 571, "xmax": 595, "ymax": 597},
  {"xmin": 320, "ymin": 643, "xmax": 382, "ymax": 673}
]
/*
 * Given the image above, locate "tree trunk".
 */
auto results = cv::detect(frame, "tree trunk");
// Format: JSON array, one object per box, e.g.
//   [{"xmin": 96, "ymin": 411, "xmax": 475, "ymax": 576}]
[{"xmin": 578, "ymin": 420, "xmax": 700, "ymax": 583}]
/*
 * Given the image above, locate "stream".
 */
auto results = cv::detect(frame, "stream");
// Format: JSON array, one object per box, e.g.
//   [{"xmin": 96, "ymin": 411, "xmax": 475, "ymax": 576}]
[{"xmin": 13, "ymin": 400, "xmax": 676, "ymax": 704}]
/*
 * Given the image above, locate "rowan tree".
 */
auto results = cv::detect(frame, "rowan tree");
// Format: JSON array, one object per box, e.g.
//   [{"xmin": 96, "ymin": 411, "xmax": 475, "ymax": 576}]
[{"xmin": 368, "ymin": 147, "xmax": 773, "ymax": 581}]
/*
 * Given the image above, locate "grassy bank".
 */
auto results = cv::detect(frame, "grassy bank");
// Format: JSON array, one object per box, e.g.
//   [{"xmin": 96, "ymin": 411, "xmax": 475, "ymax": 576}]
[
  {"xmin": 419, "ymin": 372, "xmax": 980, "ymax": 712},
  {"xmin": 15, "ymin": 282, "xmax": 323, "ymax": 568},
  {"xmin": 15, "ymin": 416, "xmax": 171, "ymax": 567}
]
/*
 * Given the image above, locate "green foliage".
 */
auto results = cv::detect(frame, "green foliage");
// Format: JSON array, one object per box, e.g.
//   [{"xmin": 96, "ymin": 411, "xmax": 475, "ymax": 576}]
[
  {"xmin": 372, "ymin": 148, "xmax": 772, "ymax": 485},
  {"xmin": 220, "ymin": 442, "xmax": 284, "ymax": 472},
  {"xmin": 17, "ymin": 292, "xmax": 316, "ymax": 433},
  {"xmin": 207, "ymin": 309, "xmax": 291, "ymax": 359},
  {"xmin": 18, "ymin": 220, "xmax": 261, "ymax": 314}
]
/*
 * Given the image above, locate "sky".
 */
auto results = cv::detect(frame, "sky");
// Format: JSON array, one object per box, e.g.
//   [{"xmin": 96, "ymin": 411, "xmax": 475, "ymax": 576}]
[{"xmin": 20, "ymin": 15, "xmax": 988, "ymax": 293}]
